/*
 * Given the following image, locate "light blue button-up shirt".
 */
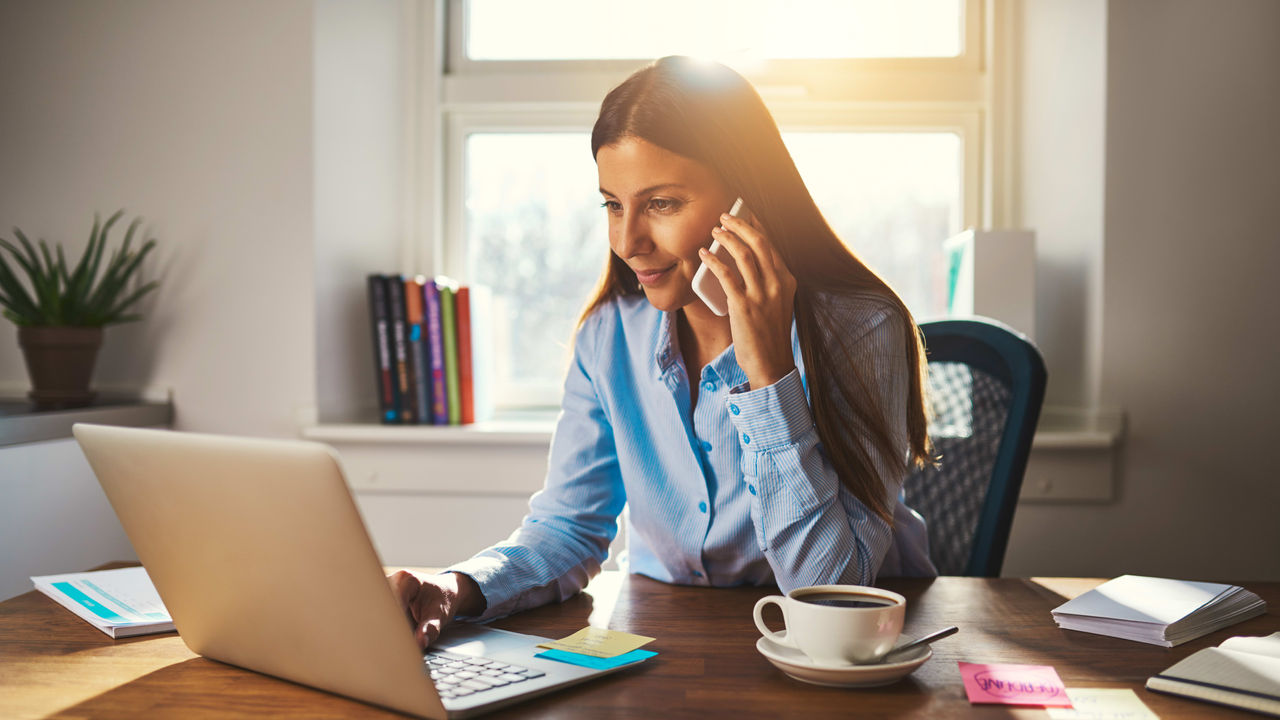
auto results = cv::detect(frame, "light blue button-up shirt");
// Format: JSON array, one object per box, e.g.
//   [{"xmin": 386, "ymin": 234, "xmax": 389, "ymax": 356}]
[{"xmin": 448, "ymin": 292, "xmax": 935, "ymax": 621}]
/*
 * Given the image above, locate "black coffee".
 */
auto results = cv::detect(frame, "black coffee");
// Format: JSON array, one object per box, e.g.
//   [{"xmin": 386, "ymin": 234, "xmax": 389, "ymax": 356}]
[{"xmin": 797, "ymin": 592, "xmax": 895, "ymax": 609}]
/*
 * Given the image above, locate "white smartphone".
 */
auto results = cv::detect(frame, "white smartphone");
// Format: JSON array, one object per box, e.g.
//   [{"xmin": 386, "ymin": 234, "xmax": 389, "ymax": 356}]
[{"xmin": 692, "ymin": 197, "xmax": 748, "ymax": 316}]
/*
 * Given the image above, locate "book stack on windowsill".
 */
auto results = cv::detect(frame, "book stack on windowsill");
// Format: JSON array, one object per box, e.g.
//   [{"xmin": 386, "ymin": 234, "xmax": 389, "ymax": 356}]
[{"xmin": 367, "ymin": 275, "xmax": 493, "ymax": 425}]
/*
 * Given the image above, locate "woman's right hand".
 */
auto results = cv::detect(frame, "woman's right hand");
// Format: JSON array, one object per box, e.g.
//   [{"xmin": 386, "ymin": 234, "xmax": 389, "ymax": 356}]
[{"xmin": 386, "ymin": 570, "xmax": 485, "ymax": 649}]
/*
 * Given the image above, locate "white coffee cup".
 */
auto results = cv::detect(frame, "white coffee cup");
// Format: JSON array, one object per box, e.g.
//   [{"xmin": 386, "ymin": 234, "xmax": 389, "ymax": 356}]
[{"xmin": 753, "ymin": 584, "xmax": 905, "ymax": 666}]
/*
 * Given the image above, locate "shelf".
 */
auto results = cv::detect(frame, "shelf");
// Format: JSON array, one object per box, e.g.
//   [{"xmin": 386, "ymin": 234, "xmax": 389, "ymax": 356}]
[
  {"xmin": 302, "ymin": 417, "xmax": 555, "ymax": 446},
  {"xmin": 0, "ymin": 394, "xmax": 174, "ymax": 447}
]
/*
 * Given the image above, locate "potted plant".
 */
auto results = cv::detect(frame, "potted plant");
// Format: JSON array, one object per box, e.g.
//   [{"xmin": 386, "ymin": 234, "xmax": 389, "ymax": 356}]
[{"xmin": 0, "ymin": 210, "xmax": 159, "ymax": 409}]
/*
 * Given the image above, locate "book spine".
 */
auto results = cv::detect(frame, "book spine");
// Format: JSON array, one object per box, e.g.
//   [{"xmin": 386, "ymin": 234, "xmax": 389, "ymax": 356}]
[
  {"xmin": 367, "ymin": 275, "xmax": 398, "ymax": 424},
  {"xmin": 404, "ymin": 276, "xmax": 432, "ymax": 424},
  {"xmin": 439, "ymin": 279, "xmax": 462, "ymax": 425},
  {"xmin": 386, "ymin": 276, "xmax": 414, "ymax": 423},
  {"xmin": 468, "ymin": 285, "xmax": 494, "ymax": 423},
  {"xmin": 455, "ymin": 285, "xmax": 474, "ymax": 425},
  {"xmin": 424, "ymin": 280, "xmax": 449, "ymax": 425}
]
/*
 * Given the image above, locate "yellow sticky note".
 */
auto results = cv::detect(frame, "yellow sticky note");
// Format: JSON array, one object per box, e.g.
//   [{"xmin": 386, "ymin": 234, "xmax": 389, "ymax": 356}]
[
  {"xmin": 536, "ymin": 626, "xmax": 655, "ymax": 659},
  {"xmin": 1046, "ymin": 689, "xmax": 1159, "ymax": 720}
]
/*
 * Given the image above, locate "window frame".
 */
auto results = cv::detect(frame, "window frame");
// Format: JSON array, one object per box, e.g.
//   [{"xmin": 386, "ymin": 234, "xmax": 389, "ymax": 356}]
[{"xmin": 427, "ymin": 0, "xmax": 1005, "ymax": 410}]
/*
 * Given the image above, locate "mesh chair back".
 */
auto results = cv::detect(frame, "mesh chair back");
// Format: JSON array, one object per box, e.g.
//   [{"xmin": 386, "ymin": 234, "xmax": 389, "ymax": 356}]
[{"xmin": 902, "ymin": 319, "xmax": 1046, "ymax": 576}]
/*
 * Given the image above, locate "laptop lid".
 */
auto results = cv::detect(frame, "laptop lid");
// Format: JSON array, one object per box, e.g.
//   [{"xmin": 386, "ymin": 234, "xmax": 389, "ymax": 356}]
[{"xmin": 73, "ymin": 423, "xmax": 447, "ymax": 719}]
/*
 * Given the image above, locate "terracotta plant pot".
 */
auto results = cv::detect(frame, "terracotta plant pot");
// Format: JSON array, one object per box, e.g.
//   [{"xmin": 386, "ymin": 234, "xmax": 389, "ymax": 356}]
[{"xmin": 17, "ymin": 326, "xmax": 104, "ymax": 410}]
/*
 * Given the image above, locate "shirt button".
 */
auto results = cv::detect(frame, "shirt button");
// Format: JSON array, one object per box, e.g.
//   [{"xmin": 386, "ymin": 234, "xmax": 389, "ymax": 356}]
[
  {"xmin": 702, "ymin": 380, "xmax": 716, "ymax": 392},
  {"xmin": 748, "ymin": 484, "xmax": 756, "ymax": 495},
  {"xmin": 729, "ymin": 404, "xmax": 740, "ymax": 415},
  {"xmin": 700, "ymin": 440, "xmax": 712, "ymax": 452},
  {"xmin": 698, "ymin": 501, "xmax": 708, "ymax": 513},
  {"xmin": 742, "ymin": 434, "xmax": 751, "ymax": 444}
]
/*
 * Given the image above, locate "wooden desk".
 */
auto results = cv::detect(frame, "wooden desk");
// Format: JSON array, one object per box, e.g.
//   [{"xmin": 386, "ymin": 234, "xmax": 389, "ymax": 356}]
[{"xmin": 2, "ymin": 569, "xmax": 1276, "ymax": 719}]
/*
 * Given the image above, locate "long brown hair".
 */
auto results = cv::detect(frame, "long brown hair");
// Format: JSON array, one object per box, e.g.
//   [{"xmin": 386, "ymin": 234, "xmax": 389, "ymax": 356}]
[{"xmin": 582, "ymin": 56, "xmax": 931, "ymax": 523}]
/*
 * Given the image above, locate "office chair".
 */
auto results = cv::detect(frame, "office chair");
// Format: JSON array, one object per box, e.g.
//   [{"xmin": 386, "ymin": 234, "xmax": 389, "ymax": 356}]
[{"xmin": 902, "ymin": 317, "xmax": 1047, "ymax": 577}]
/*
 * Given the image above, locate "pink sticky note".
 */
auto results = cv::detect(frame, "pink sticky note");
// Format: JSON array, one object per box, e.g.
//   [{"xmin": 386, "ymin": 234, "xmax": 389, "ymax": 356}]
[{"xmin": 958, "ymin": 662, "xmax": 1073, "ymax": 707}]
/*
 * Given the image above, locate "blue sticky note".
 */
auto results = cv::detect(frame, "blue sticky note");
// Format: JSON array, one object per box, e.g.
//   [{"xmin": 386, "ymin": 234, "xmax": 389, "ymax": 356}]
[{"xmin": 535, "ymin": 648, "xmax": 658, "ymax": 670}]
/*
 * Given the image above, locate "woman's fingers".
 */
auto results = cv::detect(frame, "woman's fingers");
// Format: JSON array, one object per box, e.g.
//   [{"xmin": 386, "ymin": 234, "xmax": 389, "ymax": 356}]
[
  {"xmin": 387, "ymin": 570, "xmax": 451, "ymax": 649},
  {"xmin": 412, "ymin": 589, "xmax": 445, "ymax": 648},
  {"xmin": 708, "ymin": 226, "xmax": 762, "ymax": 299},
  {"xmin": 387, "ymin": 570, "xmax": 419, "ymax": 621},
  {"xmin": 719, "ymin": 213, "xmax": 784, "ymax": 292}
]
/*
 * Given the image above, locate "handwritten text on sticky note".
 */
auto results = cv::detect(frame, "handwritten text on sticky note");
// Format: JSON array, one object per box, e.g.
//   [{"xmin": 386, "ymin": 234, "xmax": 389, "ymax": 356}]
[
  {"xmin": 536, "ymin": 627, "xmax": 654, "ymax": 659},
  {"xmin": 959, "ymin": 661, "xmax": 1072, "ymax": 707},
  {"xmin": 1046, "ymin": 688, "xmax": 1159, "ymax": 720}
]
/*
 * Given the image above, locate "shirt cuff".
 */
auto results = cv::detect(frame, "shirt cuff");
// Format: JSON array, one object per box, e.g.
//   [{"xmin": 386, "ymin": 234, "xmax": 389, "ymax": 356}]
[
  {"xmin": 442, "ymin": 555, "xmax": 506, "ymax": 621},
  {"xmin": 726, "ymin": 368, "xmax": 813, "ymax": 450}
]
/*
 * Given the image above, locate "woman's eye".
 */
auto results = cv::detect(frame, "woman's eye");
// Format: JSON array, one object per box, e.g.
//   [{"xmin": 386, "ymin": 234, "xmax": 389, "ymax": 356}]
[
  {"xmin": 649, "ymin": 197, "xmax": 680, "ymax": 212},
  {"xmin": 601, "ymin": 200, "xmax": 622, "ymax": 214}
]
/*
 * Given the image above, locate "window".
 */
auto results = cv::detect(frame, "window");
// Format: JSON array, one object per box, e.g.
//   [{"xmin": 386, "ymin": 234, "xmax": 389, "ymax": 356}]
[{"xmin": 437, "ymin": 0, "xmax": 996, "ymax": 409}]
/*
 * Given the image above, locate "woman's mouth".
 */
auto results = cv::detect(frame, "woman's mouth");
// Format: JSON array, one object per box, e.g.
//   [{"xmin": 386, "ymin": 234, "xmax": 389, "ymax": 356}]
[{"xmin": 634, "ymin": 263, "xmax": 677, "ymax": 286}]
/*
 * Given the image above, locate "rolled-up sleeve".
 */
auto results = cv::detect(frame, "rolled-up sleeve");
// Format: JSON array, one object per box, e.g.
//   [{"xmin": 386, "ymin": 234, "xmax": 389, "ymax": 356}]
[
  {"xmin": 446, "ymin": 319, "xmax": 626, "ymax": 621},
  {"xmin": 728, "ymin": 308, "xmax": 908, "ymax": 590}
]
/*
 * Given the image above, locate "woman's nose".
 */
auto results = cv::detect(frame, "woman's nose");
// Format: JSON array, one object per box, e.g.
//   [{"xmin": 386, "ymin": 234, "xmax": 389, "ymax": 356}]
[{"xmin": 612, "ymin": 212, "xmax": 652, "ymax": 258}]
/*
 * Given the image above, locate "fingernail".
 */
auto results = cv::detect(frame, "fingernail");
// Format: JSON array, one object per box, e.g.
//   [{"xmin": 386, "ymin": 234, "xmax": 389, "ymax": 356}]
[
  {"xmin": 698, "ymin": 247, "xmax": 709, "ymax": 255},
  {"xmin": 721, "ymin": 213, "xmax": 731, "ymax": 222}
]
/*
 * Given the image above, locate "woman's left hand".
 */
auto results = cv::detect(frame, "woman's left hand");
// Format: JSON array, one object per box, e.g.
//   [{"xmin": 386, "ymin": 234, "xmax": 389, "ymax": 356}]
[{"xmin": 699, "ymin": 212, "xmax": 797, "ymax": 390}]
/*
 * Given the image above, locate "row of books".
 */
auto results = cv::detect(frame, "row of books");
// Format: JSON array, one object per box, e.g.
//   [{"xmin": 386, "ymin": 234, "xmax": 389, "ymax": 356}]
[{"xmin": 367, "ymin": 274, "xmax": 490, "ymax": 425}]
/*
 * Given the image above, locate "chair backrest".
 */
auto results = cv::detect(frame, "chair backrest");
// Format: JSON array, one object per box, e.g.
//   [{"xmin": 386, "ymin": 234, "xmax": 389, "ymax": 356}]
[{"xmin": 902, "ymin": 317, "xmax": 1047, "ymax": 577}]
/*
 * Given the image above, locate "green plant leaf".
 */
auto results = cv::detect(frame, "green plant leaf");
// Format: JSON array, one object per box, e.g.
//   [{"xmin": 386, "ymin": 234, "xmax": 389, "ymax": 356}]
[
  {"xmin": 0, "ymin": 236, "xmax": 41, "ymax": 288},
  {"xmin": 4, "ymin": 231, "xmax": 52, "ymax": 309},
  {"xmin": 100, "ymin": 280, "xmax": 159, "ymax": 325},
  {"xmin": 0, "ymin": 256, "xmax": 41, "ymax": 322},
  {"xmin": 10, "ymin": 228, "xmax": 44, "ymax": 280},
  {"xmin": 37, "ymin": 240, "xmax": 65, "ymax": 323},
  {"xmin": 87, "ymin": 247, "xmax": 125, "ymax": 310},
  {"xmin": 89, "ymin": 235, "xmax": 155, "ymax": 313},
  {"xmin": 67, "ymin": 212, "xmax": 109, "ymax": 312},
  {"xmin": 13, "ymin": 232, "xmax": 59, "ymax": 324},
  {"xmin": 1, "ymin": 212, "xmax": 159, "ymax": 327}
]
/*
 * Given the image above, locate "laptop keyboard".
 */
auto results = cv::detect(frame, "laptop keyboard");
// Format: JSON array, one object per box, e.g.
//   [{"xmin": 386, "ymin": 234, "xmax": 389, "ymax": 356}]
[{"xmin": 425, "ymin": 650, "xmax": 546, "ymax": 700}]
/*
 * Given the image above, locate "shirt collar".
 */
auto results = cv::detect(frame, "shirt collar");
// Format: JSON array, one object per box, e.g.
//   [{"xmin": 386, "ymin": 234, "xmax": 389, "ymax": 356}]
[
  {"xmin": 652, "ymin": 308, "xmax": 803, "ymax": 392},
  {"xmin": 653, "ymin": 310, "xmax": 679, "ymax": 376}
]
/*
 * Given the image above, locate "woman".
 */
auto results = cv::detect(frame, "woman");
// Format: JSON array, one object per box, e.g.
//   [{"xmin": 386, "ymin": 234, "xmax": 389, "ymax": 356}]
[{"xmin": 390, "ymin": 56, "xmax": 936, "ymax": 649}]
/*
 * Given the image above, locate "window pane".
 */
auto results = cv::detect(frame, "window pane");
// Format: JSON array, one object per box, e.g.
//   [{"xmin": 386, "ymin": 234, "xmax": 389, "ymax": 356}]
[
  {"xmin": 464, "ymin": 131, "xmax": 961, "ymax": 407},
  {"xmin": 466, "ymin": 0, "xmax": 962, "ymax": 61},
  {"xmin": 782, "ymin": 132, "xmax": 962, "ymax": 319},
  {"xmin": 464, "ymin": 133, "xmax": 605, "ymax": 405}
]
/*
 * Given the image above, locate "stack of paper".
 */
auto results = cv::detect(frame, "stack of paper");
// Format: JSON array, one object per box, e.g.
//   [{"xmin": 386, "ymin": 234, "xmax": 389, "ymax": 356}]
[
  {"xmin": 31, "ymin": 566, "xmax": 174, "ymax": 638},
  {"xmin": 1051, "ymin": 575, "xmax": 1266, "ymax": 647}
]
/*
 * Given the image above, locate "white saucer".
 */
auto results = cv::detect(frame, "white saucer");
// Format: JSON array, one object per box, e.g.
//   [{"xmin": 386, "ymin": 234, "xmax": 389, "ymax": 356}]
[{"xmin": 756, "ymin": 631, "xmax": 932, "ymax": 688}]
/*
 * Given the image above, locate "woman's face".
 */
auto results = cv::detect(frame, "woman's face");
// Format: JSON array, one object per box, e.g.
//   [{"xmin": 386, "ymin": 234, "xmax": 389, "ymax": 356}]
[{"xmin": 596, "ymin": 136, "xmax": 735, "ymax": 313}]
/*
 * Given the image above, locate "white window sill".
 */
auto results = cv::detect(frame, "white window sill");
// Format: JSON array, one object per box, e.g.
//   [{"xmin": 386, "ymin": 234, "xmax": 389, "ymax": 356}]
[
  {"xmin": 302, "ymin": 406, "xmax": 1123, "ymax": 451},
  {"xmin": 301, "ymin": 406, "xmax": 1124, "ymax": 503},
  {"xmin": 302, "ymin": 417, "xmax": 555, "ymax": 446}
]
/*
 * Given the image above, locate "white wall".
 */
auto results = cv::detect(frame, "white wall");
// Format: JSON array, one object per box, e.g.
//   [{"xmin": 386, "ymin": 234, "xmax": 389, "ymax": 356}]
[
  {"xmin": 3, "ymin": 0, "xmax": 1278, "ymax": 591},
  {"xmin": 1005, "ymin": 0, "xmax": 1280, "ymax": 579},
  {"xmin": 0, "ymin": 438, "xmax": 139, "ymax": 601},
  {"xmin": 313, "ymin": 0, "xmax": 415, "ymax": 424},
  {"xmin": 1014, "ymin": 0, "xmax": 1108, "ymax": 409},
  {"xmin": 0, "ymin": 0, "xmax": 316, "ymax": 438},
  {"xmin": 0, "ymin": 0, "xmax": 317, "ymax": 598}
]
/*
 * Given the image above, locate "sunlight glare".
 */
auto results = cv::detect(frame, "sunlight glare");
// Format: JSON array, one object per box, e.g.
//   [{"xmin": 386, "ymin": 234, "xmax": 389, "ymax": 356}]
[{"xmin": 467, "ymin": 0, "xmax": 962, "ymax": 62}]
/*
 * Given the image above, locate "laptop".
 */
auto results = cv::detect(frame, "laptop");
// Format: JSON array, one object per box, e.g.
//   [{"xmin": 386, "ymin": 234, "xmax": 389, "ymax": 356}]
[{"xmin": 72, "ymin": 423, "xmax": 639, "ymax": 718}]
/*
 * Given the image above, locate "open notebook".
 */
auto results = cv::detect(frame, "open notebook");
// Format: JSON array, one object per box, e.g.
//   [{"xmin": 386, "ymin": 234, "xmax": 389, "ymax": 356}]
[{"xmin": 1147, "ymin": 632, "xmax": 1280, "ymax": 717}]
